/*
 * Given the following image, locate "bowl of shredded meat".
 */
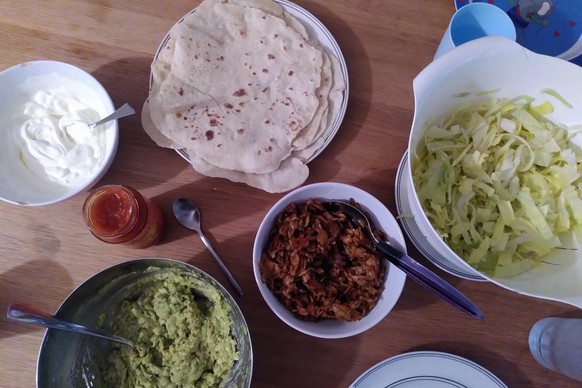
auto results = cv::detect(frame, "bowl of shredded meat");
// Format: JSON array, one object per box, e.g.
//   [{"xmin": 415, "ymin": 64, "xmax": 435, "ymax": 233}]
[{"xmin": 253, "ymin": 182, "xmax": 407, "ymax": 338}]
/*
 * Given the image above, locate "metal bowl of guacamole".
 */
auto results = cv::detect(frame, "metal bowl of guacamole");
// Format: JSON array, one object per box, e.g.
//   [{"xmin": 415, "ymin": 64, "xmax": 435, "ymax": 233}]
[{"xmin": 36, "ymin": 258, "xmax": 252, "ymax": 387}]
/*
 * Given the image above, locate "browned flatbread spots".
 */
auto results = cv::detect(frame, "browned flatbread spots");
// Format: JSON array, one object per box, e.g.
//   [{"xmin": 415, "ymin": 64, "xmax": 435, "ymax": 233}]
[{"xmin": 142, "ymin": 0, "xmax": 345, "ymax": 192}]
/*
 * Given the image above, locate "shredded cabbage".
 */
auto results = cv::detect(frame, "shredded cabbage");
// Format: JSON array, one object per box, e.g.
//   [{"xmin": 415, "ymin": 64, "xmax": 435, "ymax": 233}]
[{"xmin": 412, "ymin": 96, "xmax": 582, "ymax": 277}]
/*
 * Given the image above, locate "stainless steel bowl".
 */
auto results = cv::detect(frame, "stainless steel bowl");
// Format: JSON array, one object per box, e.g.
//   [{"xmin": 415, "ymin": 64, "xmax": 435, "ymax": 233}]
[{"xmin": 36, "ymin": 258, "xmax": 252, "ymax": 387}]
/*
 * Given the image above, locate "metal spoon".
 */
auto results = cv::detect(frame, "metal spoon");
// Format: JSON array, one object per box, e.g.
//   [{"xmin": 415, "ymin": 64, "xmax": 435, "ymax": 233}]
[
  {"xmin": 327, "ymin": 200, "xmax": 484, "ymax": 320},
  {"xmin": 173, "ymin": 198, "xmax": 244, "ymax": 296},
  {"xmin": 6, "ymin": 303, "xmax": 134, "ymax": 347},
  {"xmin": 88, "ymin": 103, "xmax": 135, "ymax": 129}
]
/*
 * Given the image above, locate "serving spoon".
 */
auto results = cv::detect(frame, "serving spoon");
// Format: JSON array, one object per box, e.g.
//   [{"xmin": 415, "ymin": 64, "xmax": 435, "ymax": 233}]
[
  {"xmin": 327, "ymin": 200, "xmax": 484, "ymax": 320},
  {"xmin": 173, "ymin": 198, "xmax": 244, "ymax": 296},
  {"xmin": 87, "ymin": 103, "xmax": 135, "ymax": 129},
  {"xmin": 6, "ymin": 303, "xmax": 134, "ymax": 347}
]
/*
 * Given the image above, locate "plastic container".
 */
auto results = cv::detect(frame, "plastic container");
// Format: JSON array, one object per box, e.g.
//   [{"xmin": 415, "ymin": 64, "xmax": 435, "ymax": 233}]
[
  {"xmin": 434, "ymin": 2, "xmax": 515, "ymax": 60},
  {"xmin": 529, "ymin": 317, "xmax": 582, "ymax": 382}
]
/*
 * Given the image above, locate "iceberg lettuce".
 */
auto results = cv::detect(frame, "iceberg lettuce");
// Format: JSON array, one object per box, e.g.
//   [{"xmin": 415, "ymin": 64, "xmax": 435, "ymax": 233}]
[{"xmin": 413, "ymin": 96, "xmax": 582, "ymax": 277}]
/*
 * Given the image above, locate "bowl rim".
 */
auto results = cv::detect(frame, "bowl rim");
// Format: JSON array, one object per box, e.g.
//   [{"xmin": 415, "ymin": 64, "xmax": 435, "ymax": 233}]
[
  {"xmin": 252, "ymin": 182, "xmax": 407, "ymax": 339},
  {"xmin": 0, "ymin": 60, "xmax": 119, "ymax": 206}
]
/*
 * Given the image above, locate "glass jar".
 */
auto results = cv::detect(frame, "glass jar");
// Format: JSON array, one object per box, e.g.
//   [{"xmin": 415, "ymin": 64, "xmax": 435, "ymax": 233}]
[{"xmin": 82, "ymin": 185, "xmax": 165, "ymax": 248}]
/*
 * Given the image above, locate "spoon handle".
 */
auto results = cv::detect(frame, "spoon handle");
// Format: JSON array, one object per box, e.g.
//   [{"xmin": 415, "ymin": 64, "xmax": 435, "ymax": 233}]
[
  {"xmin": 198, "ymin": 233, "xmax": 245, "ymax": 296},
  {"xmin": 375, "ymin": 242, "xmax": 484, "ymax": 320},
  {"xmin": 89, "ymin": 103, "xmax": 135, "ymax": 129},
  {"xmin": 7, "ymin": 303, "xmax": 134, "ymax": 346}
]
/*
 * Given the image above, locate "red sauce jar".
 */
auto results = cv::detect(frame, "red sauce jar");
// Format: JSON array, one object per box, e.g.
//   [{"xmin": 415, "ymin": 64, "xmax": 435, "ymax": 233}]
[{"xmin": 82, "ymin": 185, "xmax": 165, "ymax": 248}]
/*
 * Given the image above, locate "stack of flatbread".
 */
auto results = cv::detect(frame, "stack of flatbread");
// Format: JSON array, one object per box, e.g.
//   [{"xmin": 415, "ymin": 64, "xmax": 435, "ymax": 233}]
[{"xmin": 142, "ymin": 0, "xmax": 345, "ymax": 193}]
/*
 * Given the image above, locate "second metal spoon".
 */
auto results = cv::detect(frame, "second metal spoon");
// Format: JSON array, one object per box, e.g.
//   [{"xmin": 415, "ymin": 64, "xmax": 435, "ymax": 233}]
[
  {"xmin": 7, "ymin": 303, "xmax": 133, "ymax": 347},
  {"xmin": 173, "ymin": 198, "xmax": 244, "ymax": 296}
]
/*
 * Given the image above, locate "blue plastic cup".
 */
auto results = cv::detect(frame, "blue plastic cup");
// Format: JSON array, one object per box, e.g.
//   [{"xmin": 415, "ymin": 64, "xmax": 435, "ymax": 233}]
[{"xmin": 434, "ymin": 3, "xmax": 516, "ymax": 60}]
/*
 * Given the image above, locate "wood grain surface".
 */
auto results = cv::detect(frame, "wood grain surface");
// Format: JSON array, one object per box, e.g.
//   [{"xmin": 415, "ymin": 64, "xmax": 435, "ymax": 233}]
[{"xmin": 1, "ymin": 0, "xmax": 581, "ymax": 387}]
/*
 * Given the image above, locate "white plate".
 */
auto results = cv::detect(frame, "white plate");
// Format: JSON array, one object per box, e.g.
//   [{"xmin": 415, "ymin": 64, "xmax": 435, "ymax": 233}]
[
  {"xmin": 395, "ymin": 152, "xmax": 486, "ymax": 281},
  {"xmin": 350, "ymin": 351, "xmax": 507, "ymax": 388},
  {"xmin": 151, "ymin": 0, "xmax": 349, "ymax": 164}
]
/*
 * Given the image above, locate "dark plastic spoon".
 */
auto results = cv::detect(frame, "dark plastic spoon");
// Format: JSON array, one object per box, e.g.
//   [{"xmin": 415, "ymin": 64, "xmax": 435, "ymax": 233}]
[{"xmin": 327, "ymin": 200, "xmax": 484, "ymax": 320}]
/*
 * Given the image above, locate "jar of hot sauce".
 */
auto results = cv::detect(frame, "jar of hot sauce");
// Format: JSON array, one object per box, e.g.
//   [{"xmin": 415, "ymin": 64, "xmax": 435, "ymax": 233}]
[{"xmin": 82, "ymin": 185, "xmax": 165, "ymax": 248}]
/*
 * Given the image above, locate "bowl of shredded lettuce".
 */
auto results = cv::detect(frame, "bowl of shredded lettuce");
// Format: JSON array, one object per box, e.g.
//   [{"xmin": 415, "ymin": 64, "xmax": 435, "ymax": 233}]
[{"xmin": 406, "ymin": 36, "xmax": 582, "ymax": 308}]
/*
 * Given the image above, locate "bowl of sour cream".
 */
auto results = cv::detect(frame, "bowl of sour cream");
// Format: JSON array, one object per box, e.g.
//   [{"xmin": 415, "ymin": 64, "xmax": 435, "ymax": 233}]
[{"xmin": 0, "ymin": 60, "xmax": 118, "ymax": 206}]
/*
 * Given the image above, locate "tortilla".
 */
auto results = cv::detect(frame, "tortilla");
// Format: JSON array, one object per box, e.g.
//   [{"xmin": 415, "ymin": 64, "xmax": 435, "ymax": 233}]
[
  {"xmin": 141, "ymin": 101, "xmax": 180, "ymax": 148},
  {"xmin": 188, "ymin": 150, "xmax": 309, "ymax": 193},
  {"xmin": 143, "ymin": 0, "xmax": 345, "ymax": 192},
  {"xmin": 291, "ymin": 50, "xmax": 332, "ymax": 151},
  {"xmin": 150, "ymin": 2, "xmax": 323, "ymax": 174},
  {"xmin": 292, "ymin": 52, "xmax": 346, "ymax": 161}
]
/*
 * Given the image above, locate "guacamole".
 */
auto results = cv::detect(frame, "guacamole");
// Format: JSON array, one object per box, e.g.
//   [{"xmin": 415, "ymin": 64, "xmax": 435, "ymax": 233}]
[{"xmin": 97, "ymin": 268, "xmax": 238, "ymax": 387}]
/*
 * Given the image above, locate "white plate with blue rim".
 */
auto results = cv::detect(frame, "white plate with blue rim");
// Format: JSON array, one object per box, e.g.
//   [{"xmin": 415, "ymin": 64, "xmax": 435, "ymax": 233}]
[
  {"xmin": 151, "ymin": 0, "xmax": 349, "ymax": 164},
  {"xmin": 395, "ymin": 152, "xmax": 486, "ymax": 281},
  {"xmin": 350, "ymin": 351, "xmax": 507, "ymax": 388}
]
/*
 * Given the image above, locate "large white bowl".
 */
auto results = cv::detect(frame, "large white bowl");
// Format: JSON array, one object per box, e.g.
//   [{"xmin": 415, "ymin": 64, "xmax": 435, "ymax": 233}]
[
  {"xmin": 0, "ymin": 60, "xmax": 118, "ymax": 206},
  {"xmin": 253, "ymin": 182, "xmax": 406, "ymax": 339},
  {"xmin": 406, "ymin": 36, "xmax": 582, "ymax": 308}
]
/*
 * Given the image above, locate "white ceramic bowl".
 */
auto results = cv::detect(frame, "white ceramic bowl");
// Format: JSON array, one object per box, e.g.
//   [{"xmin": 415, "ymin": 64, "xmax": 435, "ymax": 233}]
[
  {"xmin": 0, "ymin": 60, "xmax": 118, "ymax": 206},
  {"xmin": 406, "ymin": 36, "xmax": 582, "ymax": 308},
  {"xmin": 253, "ymin": 182, "xmax": 406, "ymax": 338}
]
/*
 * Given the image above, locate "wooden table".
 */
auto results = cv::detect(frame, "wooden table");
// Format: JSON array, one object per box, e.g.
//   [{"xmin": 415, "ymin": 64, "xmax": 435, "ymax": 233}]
[{"xmin": 1, "ymin": 1, "xmax": 581, "ymax": 387}]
